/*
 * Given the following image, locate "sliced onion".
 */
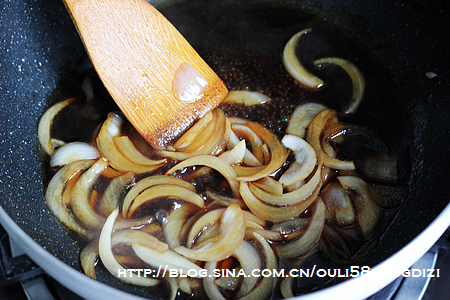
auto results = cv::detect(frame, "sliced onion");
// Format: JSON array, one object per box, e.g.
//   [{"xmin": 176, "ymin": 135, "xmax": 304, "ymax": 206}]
[
  {"xmin": 222, "ymin": 90, "xmax": 271, "ymax": 106},
  {"xmin": 166, "ymin": 155, "xmax": 239, "ymax": 198},
  {"xmin": 71, "ymin": 158, "xmax": 108, "ymax": 229},
  {"xmin": 50, "ymin": 142, "xmax": 100, "ymax": 167},
  {"xmin": 98, "ymin": 209, "xmax": 159, "ymax": 286},
  {"xmin": 314, "ymin": 57, "xmax": 365, "ymax": 114},
  {"xmin": 321, "ymin": 180, "xmax": 355, "ymax": 226},
  {"xmin": 252, "ymin": 176, "xmax": 283, "ymax": 196},
  {"xmin": 283, "ymin": 29, "xmax": 324, "ymax": 89},
  {"xmin": 38, "ymin": 97, "xmax": 76, "ymax": 155},
  {"xmin": 112, "ymin": 229, "xmax": 168, "ymax": 253},
  {"xmin": 45, "ymin": 159, "xmax": 95, "ymax": 239},
  {"xmin": 80, "ymin": 240, "xmax": 98, "ymax": 279},
  {"xmin": 163, "ymin": 204, "xmax": 200, "ymax": 249},
  {"xmin": 337, "ymin": 176, "xmax": 381, "ymax": 239},
  {"xmin": 132, "ymin": 244, "xmax": 203, "ymax": 277},
  {"xmin": 175, "ymin": 203, "xmax": 245, "ymax": 261},
  {"xmin": 174, "ymin": 111, "xmax": 213, "ymax": 149},
  {"xmin": 233, "ymin": 240, "xmax": 261, "ymax": 297},
  {"xmin": 236, "ymin": 122, "xmax": 288, "ymax": 182},
  {"xmin": 125, "ymin": 185, "xmax": 205, "ymax": 218},
  {"xmin": 249, "ymin": 164, "xmax": 321, "ymax": 206},
  {"xmin": 219, "ymin": 139, "xmax": 246, "ymax": 165},
  {"xmin": 285, "ymin": 102, "xmax": 326, "ymax": 138},
  {"xmin": 186, "ymin": 208, "xmax": 225, "ymax": 249},
  {"xmin": 206, "ymin": 188, "xmax": 246, "ymax": 208},
  {"xmin": 231, "ymin": 123, "xmax": 264, "ymax": 161},
  {"xmin": 239, "ymin": 232, "xmax": 277, "ymax": 300},
  {"xmin": 98, "ymin": 172, "xmax": 135, "ymax": 216},
  {"xmin": 277, "ymin": 198, "xmax": 326, "ymax": 258},
  {"xmin": 204, "ymin": 261, "xmax": 226, "ymax": 300},
  {"xmin": 279, "ymin": 135, "xmax": 317, "ymax": 185},
  {"xmin": 122, "ymin": 175, "xmax": 196, "ymax": 218},
  {"xmin": 240, "ymin": 181, "xmax": 320, "ymax": 222},
  {"xmin": 271, "ymin": 217, "xmax": 309, "ymax": 241},
  {"xmin": 228, "ymin": 130, "xmax": 262, "ymax": 166},
  {"xmin": 113, "ymin": 135, "xmax": 166, "ymax": 165}
]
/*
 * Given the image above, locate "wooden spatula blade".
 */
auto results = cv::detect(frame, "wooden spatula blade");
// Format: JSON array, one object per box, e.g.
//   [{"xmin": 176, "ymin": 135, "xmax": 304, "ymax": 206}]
[{"xmin": 64, "ymin": 0, "xmax": 228, "ymax": 149}]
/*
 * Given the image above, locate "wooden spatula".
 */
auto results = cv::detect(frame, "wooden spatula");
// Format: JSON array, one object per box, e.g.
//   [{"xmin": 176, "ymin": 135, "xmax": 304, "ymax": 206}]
[{"xmin": 63, "ymin": 0, "xmax": 228, "ymax": 150}]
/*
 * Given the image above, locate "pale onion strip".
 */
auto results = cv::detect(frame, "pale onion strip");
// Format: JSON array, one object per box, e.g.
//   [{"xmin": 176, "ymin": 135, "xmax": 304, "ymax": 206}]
[
  {"xmin": 245, "ymin": 228, "xmax": 283, "ymax": 242},
  {"xmin": 321, "ymin": 181, "xmax": 355, "ymax": 226},
  {"xmin": 166, "ymin": 277, "xmax": 178, "ymax": 300},
  {"xmin": 222, "ymin": 90, "xmax": 271, "ymax": 106},
  {"xmin": 71, "ymin": 158, "xmax": 108, "ymax": 229},
  {"xmin": 112, "ymin": 229, "xmax": 168, "ymax": 253},
  {"xmin": 174, "ymin": 111, "xmax": 213, "ymax": 149},
  {"xmin": 243, "ymin": 211, "xmax": 266, "ymax": 227},
  {"xmin": 178, "ymin": 109, "xmax": 218, "ymax": 153},
  {"xmin": 228, "ymin": 130, "xmax": 262, "ymax": 166},
  {"xmin": 50, "ymin": 142, "xmax": 100, "ymax": 167},
  {"xmin": 98, "ymin": 172, "xmax": 135, "ymax": 216},
  {"xmin": 239, "ymin": 232, "xmax": 277, "ymax": 300},
  {"xmin": 98, "ymin": 209, "xmax": 159, "ymax": 286},
  {"xmin": 280, "ymin": 276, "xmax": 294, "ymax": 299},
  {"xmin": 277, "ymin": 198, "xmax": 326, "ymax": 258},
  {"xmin": 283, "ymin": 29, "xmax": 324, "ymax": 89},
  {"xmin": 249, "ymin": 164, "xmax": 321, "ymax": 206},
  {"xmin": 80, "ymin": 240, "xmax": 98, "ymax": 279},
  {"xmin": 132, "ymin": 244, "xmax": 203, "ymax": 277},
  {"xmin": 286, "ymin": 102, "xmax": 326, "ymax": 138},
  {"xmin": 45, "ymin": 159, "xmax": 95, "ymax": 239},
  {"xmin": 233, "ymin": 240, "xmax": 261, "ymax": 297},
  {"xmin": 252, "ymin": 177, "xmax": 283, "ymax": 196},
  {"xmin": 219, "ymin": 139, "xmax": 246, "ymax": 165},
  {"xmin": 204, "ymin": 261, "xmax": 226, "ymax": 300},
  {"xmin": 337, "ymin": 176, "xmax": 381, "ymax": 239},
  {"xmin": 113, "ymin": 136, "xmax": 167, "ymax": 165},
  {"xmin": 38, "ymin": 97, "xmax": 76, "ymax": 155},
  {"xmin": 166, "ymin": 155, "xmax": 239, "ymax": 198},
  {"xmin": 126, "ymin": 185, "xmax": 205, "ymax": 218},
  {"xmin": 163, "ymin": 204, "xmax": 199, "ymax": 249},
  {"xmin": 122, "ymin": 175, "xmax": 196, "ymax": 218},
  {"xmin": 235, "ymin": 122, "xmax": 287, "ymax": 182},
  {"xmin": 314, "ymin": 57, "xmax": 365, "ymax": 114},
  {"xmin": 175, "ymin": 203, "xmax": 245, "ymax": 261},
  {"xmin": 97, "ymin": 113, "xmax": 162, "ymax": 173},
  {"xmin": 212, "ymin": 116, "xmax": 232, "ymax": 156},
  {"xmin": 195, "ymin": 222, "xmax": 220, "ymax": 247},
  {"xmin": 113, "ymin": 216, "xmax": 157, "ymax": 231},
  {"xmin": 240, "ymin": 182, "xmax": 320, "ymax": 222},
  {"xmin": 231, "ymin": 124, "xmax": 264, "ymax": 158},
  {"xmin": 279, "ymin": 135, "xmax": 317, "ymax": 185},
  {"xmin": 186, "ymin": 209, "xmax": 225, "ymax": 248}
]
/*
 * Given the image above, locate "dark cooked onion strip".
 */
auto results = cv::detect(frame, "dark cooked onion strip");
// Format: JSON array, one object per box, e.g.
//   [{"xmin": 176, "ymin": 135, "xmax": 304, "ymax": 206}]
[
  {"xmin": 45, "ymin": 159, "xmax": 95, "ymax": 239},
  {"xmin": 98, "ymin": 172, "xmax": 135, "ymax": 216},
  {"xmin": 277, "ymin": 198, "xmax": 326, "ymax": 258},
  {"xmin": 80, "ymin": 240, "xmax": 98, "ymax": 279},
  {"xmin": 71, "ymin": 158, "xmax": 108, "ymax": 229}
]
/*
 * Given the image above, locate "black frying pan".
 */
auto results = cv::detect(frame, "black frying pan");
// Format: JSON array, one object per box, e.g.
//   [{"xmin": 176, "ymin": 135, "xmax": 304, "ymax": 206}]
[{"xmin": 1, "ymin": 0, "xmax": 449, "ymax": 299}]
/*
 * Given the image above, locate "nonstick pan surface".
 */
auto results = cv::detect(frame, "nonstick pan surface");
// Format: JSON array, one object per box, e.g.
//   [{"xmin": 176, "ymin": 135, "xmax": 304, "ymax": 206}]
[{"xmin": 1, "ymin": 0, "xmax": 449, "ymax": 299}]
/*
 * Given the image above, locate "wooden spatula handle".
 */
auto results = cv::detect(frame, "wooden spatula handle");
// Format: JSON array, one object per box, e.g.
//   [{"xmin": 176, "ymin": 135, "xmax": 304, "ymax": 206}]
[{"xmin": 63, "ymin": 0, "xmax": 228, "ymax": 149}]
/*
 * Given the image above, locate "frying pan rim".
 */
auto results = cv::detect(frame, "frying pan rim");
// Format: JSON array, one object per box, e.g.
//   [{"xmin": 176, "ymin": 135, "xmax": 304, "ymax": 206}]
[{"xmin": 1, "ymin": 203, "xmax": 450, "ymax": 300}]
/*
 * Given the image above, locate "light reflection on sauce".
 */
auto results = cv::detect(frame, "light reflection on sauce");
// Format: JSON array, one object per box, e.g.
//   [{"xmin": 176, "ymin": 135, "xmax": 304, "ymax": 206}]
[{"xmin": 173, "ymin": 62, "xmax": 208, "ymax": 102}]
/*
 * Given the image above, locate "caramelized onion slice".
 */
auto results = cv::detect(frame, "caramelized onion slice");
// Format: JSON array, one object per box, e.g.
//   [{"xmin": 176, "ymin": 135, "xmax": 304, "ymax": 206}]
[
  {"xmin": 166, "ymin": 155, "xmax": 239, "ymax": 198},
  {"xmin": 228, "ymin": 130, "xmax": 262, "ymax": 166},
  {"xmin": 98, "ymin": 209, "xmax": 159, "ymax": 286},
  {"xmin": 236, "ymin": 122, "xmax": 287, "ymax": 182},
  {"xmin": 50, "ymin": 142, "xmax": 100, "ymax": 167},
  {"xmin": 113, "ymin": 136, "xmax": 166, "ymax": 166},
  {"xmin": 99, "ymin": 172, "xmax": 135, "ymax": 217},
  {"xmin": 252, "ymin": 176, "xmax": 283, "ymax": 196},
  {"xmin": 337, "ymin": 176, "xmax": 381, "ymax": 239},
  {"xmin": 132, "ymin": 244, "xmax": 203, "ymax": 277},
  {"xmin": 163, "ymin": 204, "xmax": 199, "ymax": 249},
  {"xmin": 240, "ymin": 182, "xmax": 319, "ymax": 222},
  {"xmin": 186, "ymin": 208, "xmax": 225, "ymax": 249},
  {"xmin": 97, "ymin": 113, "xmax": 162, "ymax": 173},
  {"xmin": 280, "ymin": 135, "xmax": 317, "ymax": 185},
  {"xmin": 314, "ymin": 57, "xmax": 365, "ymax": 114},
  {"xmin": 175, "ymin": 203, "xmax": 245, "ymax": 261},
  {"xmin": 233, "ymin": 240, "xmax": 261, "ymax": 297},
  {"xmin": 222, "ymin": 90, "xmax": 271, "ymax": 106},
  {"xmin": 112, "ymin": 229, "xmax": 168, "ymax": 253},
  {"xmin": 38, "ymin": 97, "xmax": 76, "ymax": 155},
  {"xmin": 174, "ymin": 111, "xmax": 213, "ymax": 149},
  {"xmin": 80, "ymin": 240, "xmax": 98, "ymax": 279},
  {"xmin": 286, "ymin": 102, "xmax": 326, "ymax": 138},
  {"xmin": 71, "ymin": 158, "xmax": 108, "ymax": 229},
  {"xmin": 45, "ymin": 159, "xmax": 94, "ymax": 239},
  {"xmin": 277, "ymin": 198, "xmax": 326, "ymax": 258},
  {"xmin": 283, "ymin": 29, "xmax": 324, "ymax": 88},
  {"xmin": 125, "ymin": 185, "xmax": 204, "ymax": 218}
]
